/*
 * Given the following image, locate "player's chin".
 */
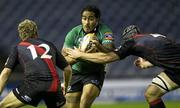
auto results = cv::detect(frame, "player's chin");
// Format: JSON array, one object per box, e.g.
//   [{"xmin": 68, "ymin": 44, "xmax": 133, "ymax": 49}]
[{"xmin": 84, "ymin": 28, "xmax": 92, "ymax": 33}]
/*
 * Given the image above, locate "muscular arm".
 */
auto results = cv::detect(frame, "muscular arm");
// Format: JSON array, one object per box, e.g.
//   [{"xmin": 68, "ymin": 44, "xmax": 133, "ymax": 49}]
[
  {"xmin": 79, "ymin": 52, "xmax": 119, "ymax": 63},
  {"xmin": 0, "ymin": 68, "xmax": 11, "ymax": 94},
  {"xmin": 66, "ymin": 48, "xmax": 120, "ymax": 64}
]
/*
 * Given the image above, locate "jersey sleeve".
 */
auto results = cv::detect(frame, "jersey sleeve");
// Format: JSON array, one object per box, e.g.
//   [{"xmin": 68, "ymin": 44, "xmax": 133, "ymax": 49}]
[
  {"xmin": 114, "ymin": 40, "xmax": 134, "ymax": 59},
  {"xmin": 55, "ymin": 47, "xmax": 69, "ymax": 70},
  {"xmin": 99, "ymin": 24, "xmax": 115, "ymax": 50},
  {"xmin": 102, "ymin": 32, "xmax": 114, "ymax": 44},
  {"xmin": 100, "ymin": 25, "xmax": 114, "ymax": 45},
  {"xmin": 5, "ymin": 45, "xmax": 19, "ymax": 69}
]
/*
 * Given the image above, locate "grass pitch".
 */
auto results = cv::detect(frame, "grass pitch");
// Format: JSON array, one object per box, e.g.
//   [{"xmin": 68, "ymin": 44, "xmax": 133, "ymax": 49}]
[{"xmin": 20, "ymin": 101, "xmax": 180, "ymax": 108}]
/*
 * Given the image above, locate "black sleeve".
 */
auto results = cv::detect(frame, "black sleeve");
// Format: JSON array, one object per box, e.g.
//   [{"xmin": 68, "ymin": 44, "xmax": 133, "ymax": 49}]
[
  {"xmin": 114, "ymin": 40, "xmax": 134, "ymax": 59},
  {"xmin": 55, "ymin": 47, "xmax": 69, "ymax": 70},
  {"xmin": 5, "ymin": 45, "xmax": 19, "ymax": 69}
]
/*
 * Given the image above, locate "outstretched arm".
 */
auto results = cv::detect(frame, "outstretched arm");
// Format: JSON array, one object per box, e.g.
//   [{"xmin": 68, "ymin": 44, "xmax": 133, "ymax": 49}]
[
  {"xmin": 0, "ymin": 68, "xmax": 12, "ymax": 94},
  {"xmin": 65, "ymin": 48, "xmax": 120, "ymax": 64}
]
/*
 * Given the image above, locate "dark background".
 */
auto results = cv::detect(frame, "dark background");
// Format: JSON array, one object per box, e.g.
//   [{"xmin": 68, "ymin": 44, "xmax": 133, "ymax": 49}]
[{"xmin": 0, "ymin": 0, "xmax": 180, "ymax": 81}]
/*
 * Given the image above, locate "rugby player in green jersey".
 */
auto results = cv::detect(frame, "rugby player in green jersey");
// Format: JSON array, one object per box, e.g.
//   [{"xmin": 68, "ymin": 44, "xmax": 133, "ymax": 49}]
[{"xmin": 62, "ymin": 5, "xmax": 115, "ymax": 108}]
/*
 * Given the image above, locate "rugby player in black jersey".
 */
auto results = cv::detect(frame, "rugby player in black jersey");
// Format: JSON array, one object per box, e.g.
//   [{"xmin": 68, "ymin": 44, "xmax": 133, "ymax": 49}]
[{"xmin": 0, "ymin": 19, "xmax": 72, "ymax": 108}]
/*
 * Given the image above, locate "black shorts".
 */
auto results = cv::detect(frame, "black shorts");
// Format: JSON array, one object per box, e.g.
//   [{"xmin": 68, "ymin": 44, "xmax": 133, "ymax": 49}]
[
  {"xmin": 13, "ymin": 80, "xmax": 65, "ymax": 108},
  {"xmin": 164, "ymin": 70, "xmax": 180, "ymax": 85},
  {"xmin": 67, "ymin": 71, "xmax": 105, "ymax": 93}
]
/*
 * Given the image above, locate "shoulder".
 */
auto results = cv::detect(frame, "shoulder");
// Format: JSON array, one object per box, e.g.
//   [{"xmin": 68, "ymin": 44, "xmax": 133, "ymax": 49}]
[
  {"xmin": 10, "ymin": 45, "xmax": 18, "ymax": 52},
  {"xmin": 36, "ymin": 38, "xmax": 56, "ymax": 48},
  {"xmin": 96, "ymin": 24, "xmax": 114, "ymax": 42},
  {"xmin": 97, "ymin": 23, "xmax": 113, "ymax": 36},
  {"xmin": 66, "ymin": 25, "xmax": 83, "ymax": 37},
  {"xmin": 98, "ymin": 23, "xmax": 112, "ymax": 32},
  {"xmin": 36, "ymin": 38, "xmax": 50, "ymax": 44}
]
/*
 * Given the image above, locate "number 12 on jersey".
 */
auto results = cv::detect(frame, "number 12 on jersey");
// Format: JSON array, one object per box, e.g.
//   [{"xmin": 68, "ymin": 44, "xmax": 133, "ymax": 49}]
[{"xmin": 27, "ymin": 44, "xmax": 52, "ymax": 60}]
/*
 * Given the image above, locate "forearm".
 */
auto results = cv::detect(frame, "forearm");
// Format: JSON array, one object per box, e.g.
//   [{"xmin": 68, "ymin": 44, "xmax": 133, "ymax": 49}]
[
  {"xmin": 63, "ymin": 65, "xmax": 72, "ymax": 94},
  {"xmin": 79, "ymin": 52, "xmax": 119, "ymax": 64},
  {"xmin": 0, "ymin": 68, "xmax": 11, "ymax": 94}
]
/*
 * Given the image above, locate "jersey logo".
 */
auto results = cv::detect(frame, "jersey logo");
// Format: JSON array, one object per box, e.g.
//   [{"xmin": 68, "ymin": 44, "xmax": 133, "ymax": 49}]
[
  {"xmin": 104, "ymin": 32, "xmax": 113, "ymax": 40},
  {"xmin": 21, "ymin": 95, "xmax": 32, "ymax": 102}
]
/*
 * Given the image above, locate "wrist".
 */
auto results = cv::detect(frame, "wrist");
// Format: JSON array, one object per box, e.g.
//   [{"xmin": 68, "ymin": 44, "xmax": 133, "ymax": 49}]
[{"xmin": 77, "ymin": 52, "xmax": 83, "ymax": 59}]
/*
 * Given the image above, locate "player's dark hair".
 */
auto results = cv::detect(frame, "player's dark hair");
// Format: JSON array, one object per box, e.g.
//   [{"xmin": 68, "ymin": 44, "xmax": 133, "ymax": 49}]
[
  {"xmin": 122, "ymin": 25, "xmax": 140, "ymax": 39},
  {"xmin": 81, "ymin": 5, "xmax": 101, "ymax": 19}
]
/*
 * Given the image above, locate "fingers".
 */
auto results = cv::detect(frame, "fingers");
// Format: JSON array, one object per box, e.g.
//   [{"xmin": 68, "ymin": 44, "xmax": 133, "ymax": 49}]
[
  {"xmin": 65, "ymin": 48, "xmax": 71, "ymax": 54},
  {"xmin": 64, "ymin": 48, "xmax": 82, "ymax": 59},
  {"xmin": 134, "ymin": 57, "xmax": 154, "ymax": 69},
  {"xmin": 134, "ymin": 57, "xmax": 148, "ymax": 69},
  {"xmin": 65, "ymin": 48, "xmax": 74, "ymax": 58},
  {"xmin": 90, "ymin": 39, "xmax": 99, "ymax": 45},
  {"xmin": 134, "ymin": 57, "xmax": 141, "ymax": 66},
  {"xmin": 86, "ymin": 47, "xmax": 95, "ymax": 53}
]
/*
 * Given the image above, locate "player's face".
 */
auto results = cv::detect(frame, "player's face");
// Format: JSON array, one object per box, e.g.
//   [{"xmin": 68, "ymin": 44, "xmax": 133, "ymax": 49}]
[{"xmin": 81, "ymin": 11, "xmax": 99, "ymax": 33}]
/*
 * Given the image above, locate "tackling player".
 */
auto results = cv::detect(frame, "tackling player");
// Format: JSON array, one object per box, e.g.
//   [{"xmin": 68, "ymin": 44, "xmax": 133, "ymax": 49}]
[
  {"xmin": 0, "ymin": 19, "xmax": 72, "ymax": 108},
  {"xmin": 66, "ymin": 25, "xmax": 180, "ymax": 108},
  {"xmin": 62, "ymin": 5, "xmax": 115, "ymax": 108}
]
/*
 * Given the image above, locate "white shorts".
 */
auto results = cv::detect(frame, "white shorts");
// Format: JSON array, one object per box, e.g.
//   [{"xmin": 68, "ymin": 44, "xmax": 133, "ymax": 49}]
[{"xmin": 151, "ymin": 72, "xmax": 179, "ymax": 93}]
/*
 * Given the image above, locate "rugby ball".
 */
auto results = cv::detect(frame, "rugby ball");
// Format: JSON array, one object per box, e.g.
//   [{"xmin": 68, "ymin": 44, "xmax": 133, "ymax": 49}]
[{"xmin": 79, "ymin": 33, "xmax": 98, "ymax": 52}]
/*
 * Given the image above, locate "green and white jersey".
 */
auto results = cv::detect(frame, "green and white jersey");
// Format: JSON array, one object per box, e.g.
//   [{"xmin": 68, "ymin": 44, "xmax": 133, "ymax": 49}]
[{"xmin": 63, "ymin": 23, "xmax": 114, "ymax": 74}]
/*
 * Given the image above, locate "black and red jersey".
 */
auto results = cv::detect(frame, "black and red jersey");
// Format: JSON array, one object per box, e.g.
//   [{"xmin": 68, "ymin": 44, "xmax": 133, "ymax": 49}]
[
  {"xmin": 115, "ymin": 33, "xmax": 180, "ymax": 84},
  {"xmin": 5, "ymin": 38, "xmax": 68, "ymax": 85}
]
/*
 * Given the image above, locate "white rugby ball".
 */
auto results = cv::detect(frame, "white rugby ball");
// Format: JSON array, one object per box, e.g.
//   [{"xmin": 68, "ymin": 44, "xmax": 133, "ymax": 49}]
[{"xmin": 79, "ymin": 33, "xmax": 98, "ymax": 52}]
